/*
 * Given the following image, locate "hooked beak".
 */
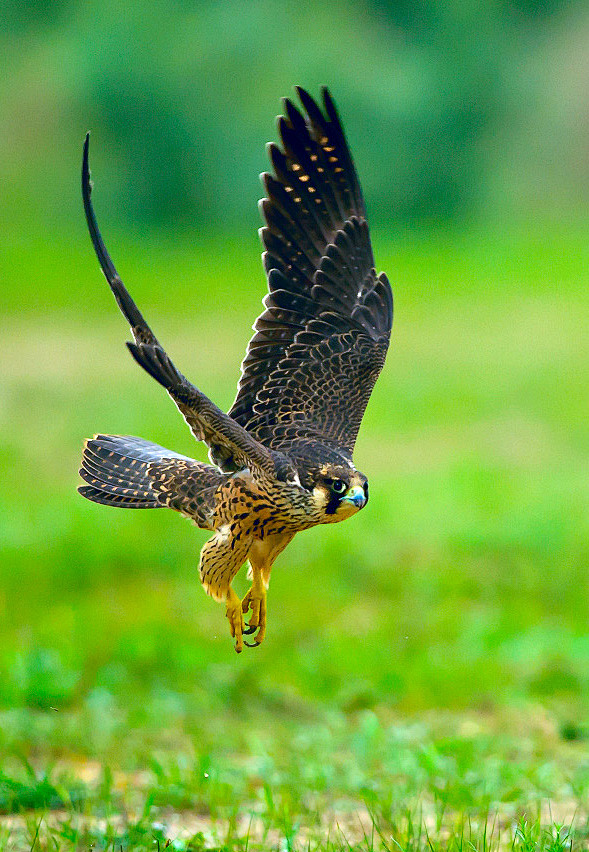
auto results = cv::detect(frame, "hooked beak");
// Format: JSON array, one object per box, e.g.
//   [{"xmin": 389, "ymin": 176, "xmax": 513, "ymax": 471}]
[{"xmin": 341, "ymin": 485, "xmax": 367, "ymax": 509}]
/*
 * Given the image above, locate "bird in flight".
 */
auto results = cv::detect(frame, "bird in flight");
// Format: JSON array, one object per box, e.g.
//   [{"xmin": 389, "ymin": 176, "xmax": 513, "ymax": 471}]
[{"xmin": 79, "ymin": 87, "xmax": 393, "ymax": 652}]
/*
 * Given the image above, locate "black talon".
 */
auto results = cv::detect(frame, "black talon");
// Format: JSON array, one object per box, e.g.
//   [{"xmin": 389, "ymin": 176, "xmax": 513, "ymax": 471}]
[
  {"xmin": 243, "ymin": 623, "xmax": 257, "ymax": 635},
  {"xmin": 244, "ymin": 639, "xmax": 261, "ymax": 648}
]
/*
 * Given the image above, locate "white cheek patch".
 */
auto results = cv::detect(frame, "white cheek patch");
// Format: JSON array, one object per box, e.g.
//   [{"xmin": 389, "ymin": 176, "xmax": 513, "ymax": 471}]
[{"xmin": 312, "ymin": 486, "xmax": 328, "ymax": 508}]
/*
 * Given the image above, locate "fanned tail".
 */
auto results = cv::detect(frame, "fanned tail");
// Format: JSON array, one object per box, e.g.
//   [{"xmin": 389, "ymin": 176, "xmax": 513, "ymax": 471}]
[
  {"xmin": 78, "ymin": 435, "xmax": 191, "ymax": 509},
  {"xmin": 78, "ymin": 434, "xmax": 226, "ymax": 527}
]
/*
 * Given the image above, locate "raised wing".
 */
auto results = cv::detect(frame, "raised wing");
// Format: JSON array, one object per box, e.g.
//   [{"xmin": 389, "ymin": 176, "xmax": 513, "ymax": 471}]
[
  {"xmin": 82, "ymin": 134, "xmax": 283, "ymax": 478},
  {"xmin": 229, "ymin": 87, "xmax": 393, "ymax": 458}
]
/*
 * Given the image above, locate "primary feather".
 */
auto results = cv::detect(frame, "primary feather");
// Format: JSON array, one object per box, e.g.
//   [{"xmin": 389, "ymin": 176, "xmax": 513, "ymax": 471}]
[{"xmin": 229, "ymin": 87, "xmax": 393, "ymax": 460}]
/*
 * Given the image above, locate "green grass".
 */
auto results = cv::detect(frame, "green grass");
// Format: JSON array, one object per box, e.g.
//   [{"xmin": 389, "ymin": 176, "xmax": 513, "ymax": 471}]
[
  {"xmin": 0, "ymin": 221, "xmax": 588, "ymax": 849},
  {"xmin": 0, "ymin": 710, "xmax": 587, "ymax": 849}
]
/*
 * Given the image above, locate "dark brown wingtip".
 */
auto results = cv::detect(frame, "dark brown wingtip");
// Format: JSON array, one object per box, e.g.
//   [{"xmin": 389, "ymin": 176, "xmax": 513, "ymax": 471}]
[
  {"xmin": 82, "ymin": 132, "xmax": 92, "ymax": 221},
  {"xmin": 321, "ymin": 87, "xmax": 348, "ymax": 141},
  {"xmin": 294, "ymin": 84, "xmax": 313, "ymax": 104},
  {"xmin": 82, "ymin": 131, "xmax": 90, "ymax": 174},
  {"xmin": 81, "ymin": 132, "xmax": 155, "ymax": 339},
  {"xmin": 81, "ymin": 130, "xmax": 119, "ymax": 284}
]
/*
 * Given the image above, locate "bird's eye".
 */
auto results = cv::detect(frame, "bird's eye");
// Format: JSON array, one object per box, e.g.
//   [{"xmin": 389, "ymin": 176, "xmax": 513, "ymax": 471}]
[{"xmin": 332, "ymin": 479, "xmax": 346, "ymax": 494}]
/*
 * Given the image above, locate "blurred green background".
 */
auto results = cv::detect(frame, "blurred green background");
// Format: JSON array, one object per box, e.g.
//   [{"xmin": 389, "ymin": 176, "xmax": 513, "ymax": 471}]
[{"xmin": 0, "ymin": 0, "xmax": 588, "ymax": 844}]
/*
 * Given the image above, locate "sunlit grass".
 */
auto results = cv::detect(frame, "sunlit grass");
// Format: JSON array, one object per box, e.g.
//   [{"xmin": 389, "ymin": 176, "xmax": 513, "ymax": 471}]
[{"xmin": 0, "ymin": 709, "xmax": 587, "ymax": 849}]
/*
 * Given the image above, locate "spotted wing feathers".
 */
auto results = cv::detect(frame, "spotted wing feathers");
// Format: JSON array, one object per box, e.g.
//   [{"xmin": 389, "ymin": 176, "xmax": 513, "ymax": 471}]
[{"xmin": 230, "ymin": 87, "xmax": 392, "ymax": 456}]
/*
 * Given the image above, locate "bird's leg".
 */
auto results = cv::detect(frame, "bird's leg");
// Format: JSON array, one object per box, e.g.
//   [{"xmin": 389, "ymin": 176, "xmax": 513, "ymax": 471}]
[
  {"xmin": 241, "ymin": 565, "xmax": 267, "ymax": 647},
  {"xmin": 225, "ymin": 586, "xmax": 245, "ymax": 654},
  {"xmin": 199, "ymin": 527, "xmax": 253, "ymax": 654}
]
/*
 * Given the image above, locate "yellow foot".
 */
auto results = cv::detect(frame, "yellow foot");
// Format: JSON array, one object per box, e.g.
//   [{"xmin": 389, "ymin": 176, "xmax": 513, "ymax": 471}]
[
  {"xmin": 225, "ymin": 587, "xmax": 244, "ymax": 654},
  {"xmin": 241, "ymin": 582, "xmax": 267, "ymax": 647}
]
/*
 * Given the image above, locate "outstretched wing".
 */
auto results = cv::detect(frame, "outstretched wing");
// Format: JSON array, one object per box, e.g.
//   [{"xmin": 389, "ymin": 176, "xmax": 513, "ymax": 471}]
[
  {"xmin": 229, "ymin": 87, "xmax": 393, "ymax": 458},
  {"xmin": 81, "ymin": 134, "xmax": 280, "ymax": 478}
]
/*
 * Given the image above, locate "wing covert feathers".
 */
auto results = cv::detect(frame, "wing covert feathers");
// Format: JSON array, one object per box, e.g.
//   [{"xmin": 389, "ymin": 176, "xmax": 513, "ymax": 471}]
[{"xmin": 230, "ymin": 87, "xmax": 393, "ymax": 456}]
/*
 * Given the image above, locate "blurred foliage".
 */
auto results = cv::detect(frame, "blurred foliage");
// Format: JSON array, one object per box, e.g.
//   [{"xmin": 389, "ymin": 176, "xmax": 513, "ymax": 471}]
[{"xmin": 2, "ymin": 0, "xmax": 589, "ymax": 231}]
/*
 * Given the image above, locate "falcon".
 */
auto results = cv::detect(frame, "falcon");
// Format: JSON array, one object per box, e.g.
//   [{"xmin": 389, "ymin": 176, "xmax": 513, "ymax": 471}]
[{"xmin": 78, "ymin": 87, "xmax": 393, "ymax": 652}]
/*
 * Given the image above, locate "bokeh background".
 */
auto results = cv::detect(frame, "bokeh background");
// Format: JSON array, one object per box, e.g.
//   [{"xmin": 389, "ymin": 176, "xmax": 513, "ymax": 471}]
[{"xmin": 0, "ymin": 0, "xmax": 588, "ymax": 845}]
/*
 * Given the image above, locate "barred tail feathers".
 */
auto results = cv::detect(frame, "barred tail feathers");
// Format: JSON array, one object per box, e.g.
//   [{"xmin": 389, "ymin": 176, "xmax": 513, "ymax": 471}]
[
  {"xmin": 79, "ymin": 435, "xmax": 177, "ymax": 508},
  {"xmin": 78, "ymin": 435, "xmax": 225, "ymax": 525}
]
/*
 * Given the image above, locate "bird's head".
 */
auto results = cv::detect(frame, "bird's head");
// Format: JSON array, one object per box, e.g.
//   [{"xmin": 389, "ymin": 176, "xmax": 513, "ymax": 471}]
[{"xmin": 312, "ymin": 464, "xmax": 369, "ymax": 522}]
